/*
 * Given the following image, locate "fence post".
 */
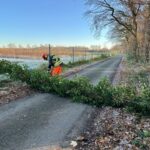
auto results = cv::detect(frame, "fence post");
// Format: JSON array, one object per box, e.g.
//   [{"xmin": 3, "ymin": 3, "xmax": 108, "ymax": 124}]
[
  {"xmin": 92, "ymin": 50, "xmax": 94, "ymax": 60},
  {"xmin": 49, "ymin": 44, "xmax": 51, "ymax": 56},
  {"xmin": 72, "ymin": 47, "xmax": 75, "ymax": 63}
]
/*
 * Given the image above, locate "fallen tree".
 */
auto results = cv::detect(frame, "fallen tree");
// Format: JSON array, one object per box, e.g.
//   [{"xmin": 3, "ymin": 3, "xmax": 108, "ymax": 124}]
[{"xmin": 0, "ymin": 60, "xmax": 150, "ymax": 116}]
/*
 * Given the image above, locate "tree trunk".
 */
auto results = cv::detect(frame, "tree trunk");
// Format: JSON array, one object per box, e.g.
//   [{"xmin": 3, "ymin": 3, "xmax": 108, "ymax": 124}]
[
  {"xmin": 132, "ymin": 36, "xmax": 138, "ymax": 62},
  {"xmin": 132, "ymin": 12, "xmax": 138, "ymax": 62},
  {"xmin": 145, "ymin": 44, "xmax": 150, "ymax": 62},
  {"xmin": 144, "ymin": 3, "xmax": 150, "ymax": 62}
]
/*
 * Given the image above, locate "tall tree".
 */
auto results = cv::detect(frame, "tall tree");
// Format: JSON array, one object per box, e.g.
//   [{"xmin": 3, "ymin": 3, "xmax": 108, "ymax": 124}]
[
  {"xmin": 144, "ymin": 2, "xmax": 150, "ymax": 62},
  {"xmin": 85, "ymin": 0, "xmax": 143, "ymax": 61}
]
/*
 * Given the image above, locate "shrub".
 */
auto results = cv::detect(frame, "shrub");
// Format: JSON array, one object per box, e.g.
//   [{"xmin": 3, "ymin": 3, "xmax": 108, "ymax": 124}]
[
  {"xmin": 0, "ymin": 60, "xmax": 12, "ymax": 74},
  {"xmin": 27, "ymin": 70, "xmax": 52, "ymax": 92},
  {"xmin": 112, "ymin": 85, "xmax": 136, "ymax": 107},
  {"xmin": 95, "ymin": 78, "xmax": 113, "ymax": 106},
  {"xmin": 0, "ymin": 60, "xmax": 30, "ymax": 82},
  {"xmin": 68, "ymin": 77, "xmax": 96, "ymax": 105},
  {"xmin": 52, "ymin": 78, "xmax": 72, "ymax": 97},
  {"xmin": 142, "ymin": 87, "xmax": 150, "ymax": 101},
  {"xmin": 10, "ymin": 64, "xmax": 30, "ymax": 82}
]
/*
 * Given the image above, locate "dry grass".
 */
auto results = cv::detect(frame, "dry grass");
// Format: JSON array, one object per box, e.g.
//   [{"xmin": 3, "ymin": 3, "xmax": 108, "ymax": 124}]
[
  {"xmin": 0, "ymin": 47, "xmax": 90, "ymax": 59},
  {"xmin": 119, "ymin": 58, "xmax": 132, "ymax": 83},
  {"xmin": 119, "ymin": 57, "xmax": 150, "ymax": 86}
]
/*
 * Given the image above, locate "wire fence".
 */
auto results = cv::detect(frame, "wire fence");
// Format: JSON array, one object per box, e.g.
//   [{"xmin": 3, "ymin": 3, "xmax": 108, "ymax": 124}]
[{"xmin": 0, "ymin": 47, "xmax": 109, "ymax": 63}]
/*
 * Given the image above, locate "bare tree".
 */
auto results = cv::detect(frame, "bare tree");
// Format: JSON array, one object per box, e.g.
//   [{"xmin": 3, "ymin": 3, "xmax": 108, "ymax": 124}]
[
  {"xmin": 85, "ymin": 0, "xmax": 144, "ymax": 61},
  {"xmin": 144, "ymin": 2, "xmax": 150, "ymax": 62}
]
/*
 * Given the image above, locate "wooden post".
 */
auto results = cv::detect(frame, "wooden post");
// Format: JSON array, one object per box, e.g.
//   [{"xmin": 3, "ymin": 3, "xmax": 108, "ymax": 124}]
[
  {"xmin": 72, "ymin": 47, "xmax": 75, "ymax": 63},
  {"xmin": 49, "ymin": 44, "xmax": 51, "ymax": 56}
]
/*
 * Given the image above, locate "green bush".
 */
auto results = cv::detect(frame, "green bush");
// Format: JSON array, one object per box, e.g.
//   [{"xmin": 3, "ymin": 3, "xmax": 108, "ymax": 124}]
[
  {"xmin": 52, "ymin": 78, "xmax": 72, "ymax": 96},
  {"xmin": 142, "ymin": 87, "xmax": 150, "ymax": 101},
  {"xmin": 0, "ymin": 60, "xmax": 12, "ymax": 74},
  {"xmin": 27, "ymin": 70, "xmax": 52, "ymax": 92},
  {"xmin": 95, "ymin": 78, "xmax": 113, "ymax": 106},
  {"xmin": 112, "ymin": 85, "xmax": 136, "ymax": 107},
  {"xmin": 68, "ymin": 77, "xmax": 95, "ymax": 104},
  {"xmin": 10, "ymin": 64, "xmax": 30, "ymax": 82},
  {"xmin": 0, "ymin": 60, "xmax": 30, "ymax": 82}
]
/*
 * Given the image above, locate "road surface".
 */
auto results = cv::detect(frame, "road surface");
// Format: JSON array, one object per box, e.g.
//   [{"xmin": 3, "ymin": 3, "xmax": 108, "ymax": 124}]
[{"xmin": 0, "ymin": 56, "xmax": 122, "ymax": 150}]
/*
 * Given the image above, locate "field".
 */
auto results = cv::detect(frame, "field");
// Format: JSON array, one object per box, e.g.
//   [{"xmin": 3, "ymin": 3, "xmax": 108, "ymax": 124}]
[
  {"xmin": 0, "ymin": 47, "xmax": 106, "ymax": 59},
  {"xmin": 0, "ymin": 47, "xmax": 108, "ymax": 69},
  {"xmin": 0, "ymin": 56, "xmax": 89, "ymax": 69}
]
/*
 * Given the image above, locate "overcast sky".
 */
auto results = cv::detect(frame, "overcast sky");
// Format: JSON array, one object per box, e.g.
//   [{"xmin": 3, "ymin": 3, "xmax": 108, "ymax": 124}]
[{"xmin": 0, "ymin": 0, "xmax": 114, "ymax": 48}]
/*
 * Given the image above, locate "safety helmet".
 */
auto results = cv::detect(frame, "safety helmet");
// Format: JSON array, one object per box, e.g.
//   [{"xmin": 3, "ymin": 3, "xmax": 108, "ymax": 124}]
[{"xmin": 42, "ymin": 53, "xmax": 48, "ymax": 60}]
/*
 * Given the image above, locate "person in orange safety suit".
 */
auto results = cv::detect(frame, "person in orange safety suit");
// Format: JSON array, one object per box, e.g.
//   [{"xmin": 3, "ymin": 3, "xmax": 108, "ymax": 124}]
[{"xmin": 42, "ymin": 54, "xmax": 63, "ymax": 76}]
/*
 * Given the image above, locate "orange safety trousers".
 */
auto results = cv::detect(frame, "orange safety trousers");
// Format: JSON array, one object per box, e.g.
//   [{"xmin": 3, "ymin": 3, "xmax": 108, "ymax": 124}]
[{"xmin": 51, "ymin": 66, "xmax": 62, "ymax": 76}]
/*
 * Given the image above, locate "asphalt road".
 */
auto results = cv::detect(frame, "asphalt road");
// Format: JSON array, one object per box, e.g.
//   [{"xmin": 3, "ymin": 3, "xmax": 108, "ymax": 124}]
[{"xmin": 0, "ymin": 56, "xmax": 122, "ymax": 150}]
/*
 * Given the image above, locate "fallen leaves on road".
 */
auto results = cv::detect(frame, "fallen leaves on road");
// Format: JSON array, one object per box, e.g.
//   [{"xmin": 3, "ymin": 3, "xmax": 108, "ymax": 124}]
[
  {"xmin": 76, "ymin": 107, "xmax": 150, "ymax": 150},
  {"xmin": 0, "ymin": 81, "xmax": 33, "ymax": 105},
  {"xmin": 70, "ymin": 141, "xmax": 78, "ymax": 147}
]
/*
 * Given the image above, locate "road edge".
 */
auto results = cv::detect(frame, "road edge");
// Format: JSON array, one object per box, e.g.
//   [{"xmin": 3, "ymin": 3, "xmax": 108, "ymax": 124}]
[
  {"xmin": 62, "ymin": 57, "xmax": 112, "ymax": 77},
  {"xmin": 112, "ymin": 56, "xmax": 123, "ymax": 85}
]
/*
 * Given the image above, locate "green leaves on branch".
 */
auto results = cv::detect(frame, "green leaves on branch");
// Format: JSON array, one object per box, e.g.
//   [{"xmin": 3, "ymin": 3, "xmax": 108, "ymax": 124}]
[
  {"xmin": 0, "ymin": 60, "xmax": 30, "ymax": 82},
  {"xmin": 0, "ymin": 60, "xmax": 150, "ymax": 116}
]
